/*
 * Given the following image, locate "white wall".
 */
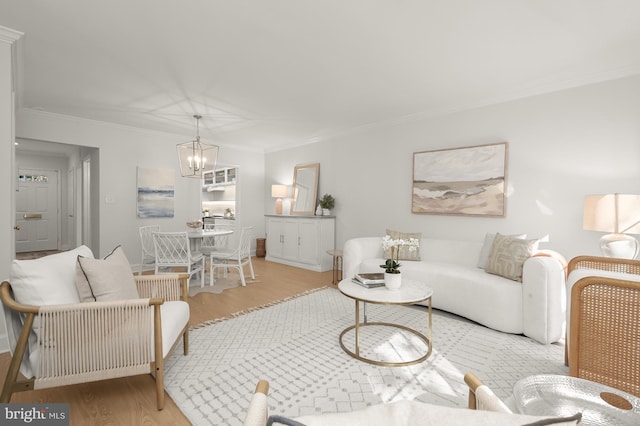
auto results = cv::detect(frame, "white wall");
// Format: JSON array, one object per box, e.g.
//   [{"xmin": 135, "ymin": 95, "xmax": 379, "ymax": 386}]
[
  {"xmin": 14, "ymin": 109, "xmax": 266, "ymax": 263},
  {"xmin": 265, "ymin": 75, "xmax": 640, "ymax": 261}
]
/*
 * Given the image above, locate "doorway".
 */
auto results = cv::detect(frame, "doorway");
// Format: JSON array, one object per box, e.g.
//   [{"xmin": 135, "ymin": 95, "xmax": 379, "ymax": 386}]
[
  {"xmin": 14, "ymin": 168, "xmax": 59, "ymax": 253},
  {"xmin": 14, "ymin": 139, "xmax": 96, "ymax": 256}
]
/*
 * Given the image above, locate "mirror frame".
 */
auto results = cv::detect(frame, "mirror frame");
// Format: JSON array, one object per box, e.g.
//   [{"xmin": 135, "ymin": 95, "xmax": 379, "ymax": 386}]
[{"xmin": 290, "ymin": 163, "xmax": 320, "ymax": 216}]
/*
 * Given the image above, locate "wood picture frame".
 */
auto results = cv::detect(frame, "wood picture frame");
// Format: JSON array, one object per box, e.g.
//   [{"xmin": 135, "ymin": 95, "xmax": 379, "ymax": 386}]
[{"xmin": 412, "ymin": 142, "xmax": 508, "ymax": 217}]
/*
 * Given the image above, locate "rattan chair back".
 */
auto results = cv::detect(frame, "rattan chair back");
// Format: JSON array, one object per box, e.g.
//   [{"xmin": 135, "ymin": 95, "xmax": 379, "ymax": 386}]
[{"xmin": 569, "ymin": 276, "xmax": 640, "ymax": 397}]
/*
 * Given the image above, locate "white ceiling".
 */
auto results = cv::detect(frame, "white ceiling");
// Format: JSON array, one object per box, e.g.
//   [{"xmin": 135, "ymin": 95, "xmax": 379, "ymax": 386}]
[{"xmin": 2, "ymin": 1, "xmax": 640, "ymax": 152}]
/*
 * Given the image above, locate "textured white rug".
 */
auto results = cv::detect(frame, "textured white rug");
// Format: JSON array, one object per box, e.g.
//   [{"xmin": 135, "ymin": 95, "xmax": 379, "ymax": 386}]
[{"xmin": 164, "ymin": 287, "xmax": 567, "ymax": 425}]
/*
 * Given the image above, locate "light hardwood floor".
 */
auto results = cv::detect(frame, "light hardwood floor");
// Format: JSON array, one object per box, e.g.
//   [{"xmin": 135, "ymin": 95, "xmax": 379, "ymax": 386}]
[{"xmin": 0, "ymin": 257, "xmax": 333, "ymax": 425}]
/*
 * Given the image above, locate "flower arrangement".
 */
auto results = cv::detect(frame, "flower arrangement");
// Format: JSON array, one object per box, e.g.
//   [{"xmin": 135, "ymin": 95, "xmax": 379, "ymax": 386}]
[{"xmin": 379, "ymin": 235, "xmax": 420, "ymax": 274}]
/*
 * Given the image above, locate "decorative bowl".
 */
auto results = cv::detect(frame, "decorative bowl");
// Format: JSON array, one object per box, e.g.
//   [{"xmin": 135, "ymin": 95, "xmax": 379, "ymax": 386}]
[
  {"xmin": 186, "ymin": 220, "xmax": 203, "ymax": 229},
  {"xmin": 513, "ymin": 374, "xmax": 640, "ymax": 425}
]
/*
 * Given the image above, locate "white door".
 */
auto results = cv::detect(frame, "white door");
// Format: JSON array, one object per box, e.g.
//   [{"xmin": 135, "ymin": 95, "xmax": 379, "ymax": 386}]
[
  {"xmin": 66, "ymin": 167, "xmax": 76, "ymax": 248},
  {"xmin": 15, "ymin": 169, "xmax": 59, "ymax": 253}
]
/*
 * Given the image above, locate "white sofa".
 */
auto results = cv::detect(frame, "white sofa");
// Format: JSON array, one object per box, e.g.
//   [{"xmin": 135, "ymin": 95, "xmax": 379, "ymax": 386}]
[{"xmin": 343, "ymin": 237, "xmax": 567, "ymax": 344}]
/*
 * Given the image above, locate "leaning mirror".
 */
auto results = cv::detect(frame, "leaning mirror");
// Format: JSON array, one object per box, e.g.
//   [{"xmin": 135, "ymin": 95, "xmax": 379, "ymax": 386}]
[{"xmin": 290, "ymin": 163, "xmax": 319, "ymax": 215}]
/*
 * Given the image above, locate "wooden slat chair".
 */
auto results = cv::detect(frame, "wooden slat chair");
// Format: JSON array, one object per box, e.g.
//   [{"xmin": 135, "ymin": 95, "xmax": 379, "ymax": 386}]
[
  {"xmin": 569, "ymin": 274, "xmax": 640, "ymax": 397},
  {"xmin": 1, "ymin": 255, "xmax": 190, "ymax": 410}
]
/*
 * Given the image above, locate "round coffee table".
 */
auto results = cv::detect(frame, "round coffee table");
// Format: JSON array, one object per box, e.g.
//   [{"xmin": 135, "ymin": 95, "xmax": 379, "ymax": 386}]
[{"xmin": 338, "ymin": 278, "xmax": 433, "ymax": 367}]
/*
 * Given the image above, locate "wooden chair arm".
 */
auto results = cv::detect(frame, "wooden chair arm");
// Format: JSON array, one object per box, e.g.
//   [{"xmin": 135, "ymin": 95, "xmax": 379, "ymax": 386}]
[
  {"xmin": 464, "ymin": 373, "xmax": 481, "ymax": 410},
  {"xmin": 0, "ymin": 281, "xmax": 39, "ymax": 315},
  {"xmin": 567, "ymin": 255, "xmax": 640, "ymax": 276}
]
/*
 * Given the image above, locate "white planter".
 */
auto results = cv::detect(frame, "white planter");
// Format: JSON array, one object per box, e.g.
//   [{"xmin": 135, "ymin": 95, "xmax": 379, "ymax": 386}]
[
  {"xmin": 322, "ymin": 208, "xmax": 331, "ymax": 216},
  {"xmin": 384, "ymin": 272, "xmax": 402, "ymax": 291}
]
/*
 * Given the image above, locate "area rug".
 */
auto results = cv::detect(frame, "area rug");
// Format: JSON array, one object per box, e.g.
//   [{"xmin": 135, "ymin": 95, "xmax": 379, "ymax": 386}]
[{"xmin": 164, "ymin": 287, "xmax": 567, "ymax": 425}]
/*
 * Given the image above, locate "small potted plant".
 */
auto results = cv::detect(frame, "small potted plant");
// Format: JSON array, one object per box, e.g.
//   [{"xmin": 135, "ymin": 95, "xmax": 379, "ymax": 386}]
[
  {"xmin": 380, "ymin": 235, "xmax": 419, "ymax": 290},
  {"xmin": 319, "ymin": 193, "xmax": 335, "ymax": 216}
]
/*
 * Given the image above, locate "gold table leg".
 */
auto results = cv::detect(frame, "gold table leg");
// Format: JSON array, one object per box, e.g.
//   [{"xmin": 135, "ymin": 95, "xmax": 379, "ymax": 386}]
[{"xmin": 339, "ymin": 298, "xmax": 433, "ymax": 367}]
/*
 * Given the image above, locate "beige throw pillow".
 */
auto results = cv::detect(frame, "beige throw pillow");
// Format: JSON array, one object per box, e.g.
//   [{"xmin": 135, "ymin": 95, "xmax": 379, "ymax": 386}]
[
  {"xmin": 383, "ymin": 229, "xmax": 421, "ymax": 261},
  {"xmin": 486, "ymin": 233, "xmax": 538, "ymax": 282},
  {"xmin": 75, "ymin": 246, "xmax": 139, "ymax": 302},
  {"xmin": 477, "ymin": 232, "xmax": 527, "ymax": 269}
]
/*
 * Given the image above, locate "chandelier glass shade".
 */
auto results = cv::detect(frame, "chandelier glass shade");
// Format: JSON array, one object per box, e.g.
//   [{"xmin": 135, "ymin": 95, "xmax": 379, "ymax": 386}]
[{"xmin": 177, "ymin": 115, "xmax": 219, "ymax": 178}]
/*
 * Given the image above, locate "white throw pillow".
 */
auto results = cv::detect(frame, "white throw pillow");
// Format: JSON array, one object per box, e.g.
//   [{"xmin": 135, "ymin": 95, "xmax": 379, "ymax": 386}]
[
  {"xmin": 75, "ymin": 246, "xmax": 139, "ymax": 302},
  {"xmin": 10, "ymin": 245, "xmax": 94, "ymax": 306},
  {"xmin": 477, "ymin": 232, "xmax": 526, "ymax": 269}
]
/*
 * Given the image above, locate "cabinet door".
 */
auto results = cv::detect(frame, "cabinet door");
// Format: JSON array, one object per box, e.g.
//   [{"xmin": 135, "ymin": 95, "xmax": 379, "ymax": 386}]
[
  {"xmin": 282, "ymin": 219, "xmax": 300, "ymax": 260},
  {"xmin": 266, "ymin": 218, "xmax": 284, "ymax": 258},
  {"xmin": 297, "ymin": 220, "xmax": 320, "ymax": 265}
]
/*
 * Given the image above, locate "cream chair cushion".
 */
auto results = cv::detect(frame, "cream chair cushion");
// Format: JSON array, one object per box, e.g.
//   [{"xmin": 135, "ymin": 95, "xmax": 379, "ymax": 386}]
[{"xmin": 10, "ymin": 245, "xmax": 94, "ymax": 306}]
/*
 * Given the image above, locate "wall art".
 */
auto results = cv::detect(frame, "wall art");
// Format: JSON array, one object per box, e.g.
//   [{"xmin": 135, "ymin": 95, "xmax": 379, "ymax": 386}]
[
  {"xmin": 136, "ymin": 167, "xmax": 175, "ymax": 218},
  {"xmin": 412, "ymin": 142, "xmax": 508, "ymax": 217}
]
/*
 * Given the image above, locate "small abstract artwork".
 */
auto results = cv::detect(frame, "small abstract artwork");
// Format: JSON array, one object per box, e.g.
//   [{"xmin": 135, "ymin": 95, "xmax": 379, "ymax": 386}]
[
  {"xmin": 136, "ymin": 167, "xmax": 175, "ymax": 218},
  {"xmin": 412, "ymin": 142, "xmax": 508, "ymax": 217}
]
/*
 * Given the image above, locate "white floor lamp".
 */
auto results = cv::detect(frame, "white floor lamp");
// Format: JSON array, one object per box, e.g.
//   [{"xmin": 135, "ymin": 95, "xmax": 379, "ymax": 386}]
[{"xmin": 583, "ymin": 193, "xmax": 640, "ymax": 259}]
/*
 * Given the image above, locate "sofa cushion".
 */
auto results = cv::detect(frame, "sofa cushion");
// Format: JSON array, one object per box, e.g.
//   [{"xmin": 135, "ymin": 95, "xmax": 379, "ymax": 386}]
[
  {"xmin": 384, "ymin": 229, "xmax": 421, "ymax": 261},
  {"xmin": 10, "ymin": 245, "xmax": 94, "ymax": 306},
  {"xmin": 75, "ymin": 246, "xmax": 140, "ymax": 302},
  {"xmin": 486, "ymin": 233, "xmax": 538, "ymax": 282}
]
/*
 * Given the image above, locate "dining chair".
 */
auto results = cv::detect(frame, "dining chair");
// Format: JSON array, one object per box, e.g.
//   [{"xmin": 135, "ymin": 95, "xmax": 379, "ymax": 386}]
[
  {"xmin": 200, "ymin": 223, "xmax": 234, "ymax": 252},
  {"xmin": 209, "ymin": 226, "xmax": 255, "ymax": 287},
  {"xmin": 153, "ymin": 231, "xmax": 205, "ymax": 287},
  {"xmin": 200, "ymin": 222, "xmax": 235, "ymax": 278},
  {"xmin": 139, "ymin": 225, "xmax": 160, "ymax": 275}
]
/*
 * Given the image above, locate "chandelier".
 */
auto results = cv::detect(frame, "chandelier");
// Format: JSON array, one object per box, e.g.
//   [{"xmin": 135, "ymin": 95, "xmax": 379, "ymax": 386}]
[{"xmin": 176, "ymin": 115, "xmax": 219, "ymax": 178}]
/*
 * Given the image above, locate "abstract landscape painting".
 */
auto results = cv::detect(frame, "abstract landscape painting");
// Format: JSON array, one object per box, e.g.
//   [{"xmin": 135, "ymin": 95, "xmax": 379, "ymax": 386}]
[
  {"xmin": 412, "ymin": 142, "xmax": 508, "ymax": 216},
  {"xmin": 137, "ymin": 167, "xmax": 175, "ymax": 218}
]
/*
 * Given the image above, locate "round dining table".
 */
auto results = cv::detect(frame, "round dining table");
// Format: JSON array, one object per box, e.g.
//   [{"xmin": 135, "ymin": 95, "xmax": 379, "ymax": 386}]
[{"xmin": 187, "ymin": 228, "xmax": 234, "ymax": 252}]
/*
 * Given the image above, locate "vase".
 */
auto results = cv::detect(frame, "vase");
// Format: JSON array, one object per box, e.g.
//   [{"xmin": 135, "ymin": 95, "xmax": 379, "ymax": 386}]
[
  {"xmin": 384, "ymin": 272, "xmax": 402, "ymax": 291},
  {"xmin": 316, "ymin": 204, "xmax": 323, "ymax": 215},
  {"xmin": 323, "ymin": 208, "xmax": 331, "ymax": 216}
]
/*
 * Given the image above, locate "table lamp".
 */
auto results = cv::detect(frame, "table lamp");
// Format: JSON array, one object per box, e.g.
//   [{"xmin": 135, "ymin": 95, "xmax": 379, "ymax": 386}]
[
  {"xmin": 583, "ymin": 193, "xmax": 640, "ymax": 259},
  {"xmin": 272, "ymin": 184, "xmax": 288, "ymax": 215}
]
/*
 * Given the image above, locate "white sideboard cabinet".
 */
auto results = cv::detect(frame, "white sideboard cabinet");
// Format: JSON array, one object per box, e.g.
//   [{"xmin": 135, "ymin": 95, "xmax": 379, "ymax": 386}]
[{"xmin": 265, "ymin": 215, "xmax": 335, "ymax": 272}]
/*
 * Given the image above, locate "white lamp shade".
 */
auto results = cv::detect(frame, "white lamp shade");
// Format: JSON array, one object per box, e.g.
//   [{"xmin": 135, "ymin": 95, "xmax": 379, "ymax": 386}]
[
  {"xmin": 583, "ymin": 194, "xmax": 640, "ymax": 234},
  {"xmin": 584, "ymin": 194, "xmax": 640, "ymax": 259},
  {"xmin": 271, "ymin": 184, "xmax": 288, "ymax": 198},
  {"xmin": 177, "ymin": 140, "xmax": 219, "ymax": 178}
]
